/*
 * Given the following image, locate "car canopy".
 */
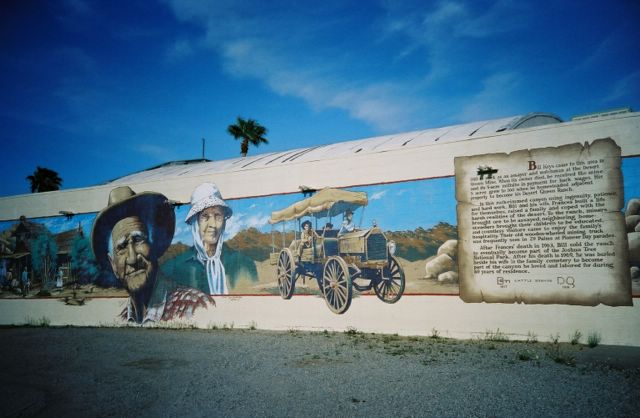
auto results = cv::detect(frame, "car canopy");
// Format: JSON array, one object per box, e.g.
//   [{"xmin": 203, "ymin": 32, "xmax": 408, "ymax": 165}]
[{"xmin": 269, "ymin": 188, "xmax": 368, "ymax": 224}]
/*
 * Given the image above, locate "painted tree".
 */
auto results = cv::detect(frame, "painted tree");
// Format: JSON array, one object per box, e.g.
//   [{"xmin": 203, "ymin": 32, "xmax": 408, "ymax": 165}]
[
  {"xmin": 227, "ymin": 117, "xmax": 269, "ymax": 157},
  {"xmin": 30, "ymin": 233, "xmax": 58, "ymax": 287},
  {"xmin": 70, "ymin": 234, "xmax": 101, "ymax": 285},
  {"xmin": 26, "ymin": 166, "xmax": 62, "ymax": 193}
]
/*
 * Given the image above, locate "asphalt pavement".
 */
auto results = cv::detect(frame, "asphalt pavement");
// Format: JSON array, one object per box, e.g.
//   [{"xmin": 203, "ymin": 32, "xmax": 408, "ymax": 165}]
[{"xmin": 1, "ymin": 327, "xmax": 639, "ymax": 417}]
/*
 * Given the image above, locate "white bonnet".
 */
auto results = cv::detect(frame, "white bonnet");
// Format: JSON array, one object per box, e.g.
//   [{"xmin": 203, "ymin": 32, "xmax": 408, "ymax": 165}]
[{"xmin": 185, "ymin": 183, "xmax": 232, "ymax": 224}]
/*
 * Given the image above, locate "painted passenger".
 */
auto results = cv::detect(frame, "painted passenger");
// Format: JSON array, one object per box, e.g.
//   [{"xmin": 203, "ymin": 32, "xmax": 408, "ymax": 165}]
[
  {"xmin": 338, "ymin": 209, "xmax": 355, "ymax": 236},
  {"xmin": 160, "ymin": 183, "xmax": 257, "ymax": 294},
  {"xmin": 91, "ymin": 186, "xmax": 213, "ymax": 324},
  {"xmin": 299, "ymin": 220, "xmax": 318, "ymax": 258}
]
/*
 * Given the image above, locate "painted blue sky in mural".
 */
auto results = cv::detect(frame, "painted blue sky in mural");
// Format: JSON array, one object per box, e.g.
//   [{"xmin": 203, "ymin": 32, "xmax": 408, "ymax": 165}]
[
  {"xmin": 0, "ymin": 178, "xmax": 458, "ymax": 244},
  {"xmin": 1, "ymin": 0, "xmax": 639, "ymax": 197},
  {"xmin": 192, "ymin": 178, "xmax": 456, "ymax": 242},
  {"xmin": 173, "ymin": 179, "xmax": 457, "ymax": 245},
  {"xmin": 623, "ymin": 158, "xmax": 640, "ymax": 209}
]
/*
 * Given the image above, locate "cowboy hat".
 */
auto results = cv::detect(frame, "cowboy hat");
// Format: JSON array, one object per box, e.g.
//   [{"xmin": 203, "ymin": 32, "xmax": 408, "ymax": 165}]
[
  {"xmin": 185, "ymin": 182, "xmax": 233, "ymax": 224},
  {"xmin": 91, "ymin": 186, "xmax": 175, "ymax": 268}
]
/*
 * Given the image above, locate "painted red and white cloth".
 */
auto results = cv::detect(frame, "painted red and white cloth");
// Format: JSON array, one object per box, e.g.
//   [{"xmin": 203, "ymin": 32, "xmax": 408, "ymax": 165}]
[{"xmin": 122, "ymin": 287, "xmax": 215, "ymax": 324}]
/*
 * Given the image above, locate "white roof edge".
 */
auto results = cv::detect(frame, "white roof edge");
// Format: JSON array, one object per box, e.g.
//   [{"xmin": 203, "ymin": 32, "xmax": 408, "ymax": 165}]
[
  {"xmin": 6, "ymin": 110, "xmax": 638, "ymax": 203},
  {"xmin": 106, "ymin": 113, "xmax": 565, "ymax": 185},
  {"xmin": 1, "ymin": 110, "xmax": 639, "ymax": 220}
]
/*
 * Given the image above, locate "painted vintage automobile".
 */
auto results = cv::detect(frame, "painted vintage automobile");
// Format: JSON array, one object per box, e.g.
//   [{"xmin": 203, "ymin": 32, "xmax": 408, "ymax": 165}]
[{"xmin": 269, "ymin": 188, "xmax": 405, "ymax": 314}]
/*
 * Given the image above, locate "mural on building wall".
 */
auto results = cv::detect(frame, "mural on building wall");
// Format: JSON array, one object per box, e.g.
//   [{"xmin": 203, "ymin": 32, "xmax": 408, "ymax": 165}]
[{"xmin": 0, "ymin": 154, "xmax": 638, "ymax": 321}]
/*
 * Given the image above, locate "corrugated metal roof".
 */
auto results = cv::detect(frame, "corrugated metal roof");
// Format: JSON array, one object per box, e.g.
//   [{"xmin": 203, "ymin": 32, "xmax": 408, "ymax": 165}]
[{"xmin": 107, "ymin": 112, "xmax": 561, "ymax": 185}]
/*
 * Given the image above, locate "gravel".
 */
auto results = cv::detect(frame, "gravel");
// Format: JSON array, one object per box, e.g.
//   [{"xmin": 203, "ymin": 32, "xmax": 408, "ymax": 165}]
[{"xmin": 1, "ymin": 327, "xmax": 638, "ymax": 417}]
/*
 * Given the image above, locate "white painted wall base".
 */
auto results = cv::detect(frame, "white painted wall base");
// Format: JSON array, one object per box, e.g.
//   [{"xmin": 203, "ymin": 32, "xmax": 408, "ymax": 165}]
[{"xmin": 2, "ymin": 295, "xmax": 638, "ymax": 346}]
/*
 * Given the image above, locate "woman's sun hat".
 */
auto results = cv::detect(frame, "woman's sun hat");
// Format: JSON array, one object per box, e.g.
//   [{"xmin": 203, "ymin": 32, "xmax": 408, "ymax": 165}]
[{"xmin": 185, "ymin": 183, "xmax": 233, "ymax": 224}]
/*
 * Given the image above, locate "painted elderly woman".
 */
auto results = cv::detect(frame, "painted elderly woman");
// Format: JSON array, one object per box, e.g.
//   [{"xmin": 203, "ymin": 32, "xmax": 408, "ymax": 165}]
[{"xmin": 161, "ymin": 183, "xmax": 257, "ymax": 294}]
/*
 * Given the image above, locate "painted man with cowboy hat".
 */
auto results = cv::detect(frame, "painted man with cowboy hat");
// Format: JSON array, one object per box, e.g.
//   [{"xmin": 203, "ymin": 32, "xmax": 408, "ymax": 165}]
[
  {"xmin": 92, "ymin": 186, "xmax": 213, "ymax": 324},
  {"xmin": 160, "ymin": 182, "xmax": 257, "ymax": 294}
]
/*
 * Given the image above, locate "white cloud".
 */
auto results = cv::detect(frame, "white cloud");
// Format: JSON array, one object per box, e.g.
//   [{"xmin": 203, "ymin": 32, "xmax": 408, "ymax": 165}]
[
  {"xmin": 410, "ymin": 0, "xmax": 527, "ymax": 40},
  {"xmin": 572, "ymin": 32, "xmax": 627, "ymax": 75},
  {"xmin": 381, "ymin": 1, "xmax": 528, "ymax": 83},
  {"xmin": 55, "ymin": 0, "xmax": 94, "ymax": 31},
  {"xmin": 370, "ymin": 190, "xmax": 387, "ymax": 201},
  {"xmin": 63, "ymin": 0, "xmax": 92, "ymax": 16},
  {"xmin": 603, "ymin": 71, "xmax": 640, "ymax": 104},
  {"xmin": 161, "ymin": 1, "xmax": 532, "ymax": 132},
  {"xmin": 38, "ymin": 217, "xmax": 72, "ymax": 234},
  {"xmin": 422, "ymin": 1, "xmax": 465, "ymax": 29},
  {"xmin": 244, "ymin": 214, "xmax": 271, "ymax": 229},
  {"xmin": 173, "ymin": 223, "xmax": 193, "ymax": 245},
  {"xmin": 164, "ymin": 1, "xmax": 430, "ymax": 132},
  {"xmin": 458, "ymin": 72, "xmax": 522, "ymax": 121},
  {"xmin": 133, "ymin": 143, "xmax": 176, "ymax": 161},
  {"xmin": 218, "ymin": 38, "xmax": 423, "ymax": 131},
  {"xmin": 454, "ymin": 1, "xmax": 528, "ymax": 38},
  {"xmin": 165, "ymin": 39, "xmax": 195, "ymax": 62},
  {"xmin": 55, "ymin": 47, "xmax": 96, "ymax": 72},
  {"xmin": 329, "ymin": 84, "xmax": 423, "ymax": 132},
  {"xmin": 224, "ymin": 211, "xmax": 270, "ymax": 240},
  {"xmin": 173, "ymin": 210, "xmax": 272, "ymax": 244}
]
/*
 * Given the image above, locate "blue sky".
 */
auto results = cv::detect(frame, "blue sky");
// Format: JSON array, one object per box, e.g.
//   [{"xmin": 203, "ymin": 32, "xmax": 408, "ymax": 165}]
[{"xmin": 1, "ymin": 0, "xmax": 639, "ymax": 197}]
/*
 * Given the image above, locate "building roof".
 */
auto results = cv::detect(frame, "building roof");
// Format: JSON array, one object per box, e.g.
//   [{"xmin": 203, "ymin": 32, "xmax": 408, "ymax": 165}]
[{"xmin": 106, "ymin": 112, "xmax": 562, "ymax": 186}]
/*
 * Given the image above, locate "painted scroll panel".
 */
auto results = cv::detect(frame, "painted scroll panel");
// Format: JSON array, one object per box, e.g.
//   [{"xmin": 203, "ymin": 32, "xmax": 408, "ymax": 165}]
[{"xmin": 456, "ymin": 138, "xmax": 632, "ymax": 305}]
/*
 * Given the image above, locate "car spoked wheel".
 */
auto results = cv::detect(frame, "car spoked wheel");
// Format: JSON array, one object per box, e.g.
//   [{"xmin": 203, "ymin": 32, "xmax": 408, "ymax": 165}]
[
  {"xmin": 322, "ymin": 256, "xmax": 352, "ymax": 314},
  {"xmin": 277, "ymin": 248, "xmax": 296, "ymax": 299},
  {"xmin": 374, "ymin": 256, "xmax": 405, "ymax": 303}
]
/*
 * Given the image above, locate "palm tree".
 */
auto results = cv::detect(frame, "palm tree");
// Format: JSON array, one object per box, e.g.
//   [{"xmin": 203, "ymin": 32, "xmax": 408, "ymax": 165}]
[
  {"xmin": 227, "ymin": 117, "xmax": 269, "ymax": 157},
  {"xmin": 26, "ymin": 166, "xmax": 62, "ymax": 193}
]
